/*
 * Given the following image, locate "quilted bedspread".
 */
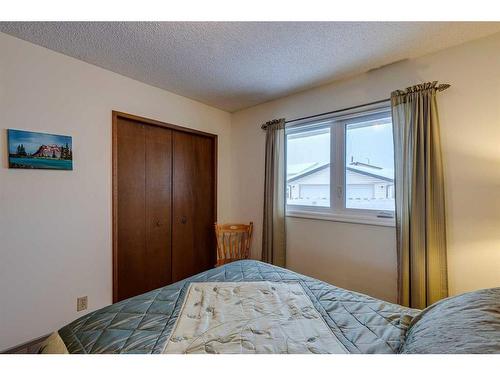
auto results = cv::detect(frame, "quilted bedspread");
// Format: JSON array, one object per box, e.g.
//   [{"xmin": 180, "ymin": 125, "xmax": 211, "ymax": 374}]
[{"xmin": 56, "ymin": 260, "xmax": 419, "ymax": 354}]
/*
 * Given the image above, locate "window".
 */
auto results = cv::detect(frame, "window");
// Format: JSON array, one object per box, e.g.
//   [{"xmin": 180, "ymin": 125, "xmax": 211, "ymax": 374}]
[
  {"xmin": 345, "ymin": 115, "xmax": 394, "ymax": 211},
  {"xmin": 286, "ymin": 106, "xmax": 395, "ymax": 226},
  {"xmin": 286, "ymin": 126, "xmax": 330, "ymax": 207}
]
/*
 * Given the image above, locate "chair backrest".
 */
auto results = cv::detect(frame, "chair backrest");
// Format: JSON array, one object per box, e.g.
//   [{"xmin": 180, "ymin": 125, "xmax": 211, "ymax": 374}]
[{"xmin": 214, "ymin": 222, "xmax": 253, "ymax": 266}]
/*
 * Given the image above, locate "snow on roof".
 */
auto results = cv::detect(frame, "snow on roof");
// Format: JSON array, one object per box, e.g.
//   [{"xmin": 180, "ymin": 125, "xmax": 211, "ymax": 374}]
[
  {"xmin": 287, "ymin": 162, "xmax": 323, "ymax": 178},
  {"xmin": 287, "ymin": 161, "xmax": 393, "ymax": 183},
  {"xmin": 347, "ymin": 162, "xmax": 394, "ymax": 181}
]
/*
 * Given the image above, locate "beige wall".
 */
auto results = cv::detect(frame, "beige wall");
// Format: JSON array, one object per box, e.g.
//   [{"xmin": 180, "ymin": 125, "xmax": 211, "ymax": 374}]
[
  {"xmin": 0, "ymin": 33, "xmax": 232, "ymax": 351},
  {"xmin": 287, "ymin": 218, "xmax": 397, "ymax": 302},
  {"xmin": 230, "ymin": 32, "xmax": 500, "ymax": 302}
]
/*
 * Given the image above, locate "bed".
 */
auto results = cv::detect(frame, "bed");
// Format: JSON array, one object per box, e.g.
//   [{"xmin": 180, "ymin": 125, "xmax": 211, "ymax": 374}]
[
  {"xmin": 40, "ymin": 260, "xmax": 419, "ymax": 354},
  {"xmin": 39, "ymin": 260, "xmax": 500, "ymax": 354}
]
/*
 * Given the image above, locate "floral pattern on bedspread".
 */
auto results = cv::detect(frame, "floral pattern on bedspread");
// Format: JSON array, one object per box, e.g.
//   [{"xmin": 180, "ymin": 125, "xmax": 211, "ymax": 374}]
[{"xmin": 164, "ymin": 282, "xmax": 348, "ymax": 354}]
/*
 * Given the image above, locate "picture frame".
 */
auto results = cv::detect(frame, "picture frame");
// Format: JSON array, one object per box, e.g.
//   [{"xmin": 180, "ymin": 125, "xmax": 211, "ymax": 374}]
[{"xmin": 7, "ymin": 129, "xmax": 73, "ymax": 170}]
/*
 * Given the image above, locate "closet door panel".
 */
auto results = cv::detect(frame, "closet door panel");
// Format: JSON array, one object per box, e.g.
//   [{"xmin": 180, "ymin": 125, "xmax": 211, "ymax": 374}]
[
  {"xmin": 116, "ymin": 119, "xmax": 147, "ymax": 301},
  {"xmin": 145, "ymin": 126, "xmax": 172, "ymax": 290},
  {"xmin": 172, "ymin": 131, "xmax": 215, "ymax": 282}
]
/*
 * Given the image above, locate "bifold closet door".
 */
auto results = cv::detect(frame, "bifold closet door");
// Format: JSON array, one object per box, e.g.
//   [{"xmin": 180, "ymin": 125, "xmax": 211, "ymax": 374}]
[
  {"xmin": 115, "ymin": 118, "xmax": 172, "ymax": 302},
  {"xmin": 145, "ymin": 126, "xmax": 172, "ymax": 292},
  {"xmin": 172, "ymin": 131, "xmax": 216, "ymax": 282}
]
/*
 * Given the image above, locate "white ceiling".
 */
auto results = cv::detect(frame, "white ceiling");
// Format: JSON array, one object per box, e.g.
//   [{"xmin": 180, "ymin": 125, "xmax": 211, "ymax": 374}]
[{"xmin": 1, "ymin": 22, "xmax": 500, "ymax": 112}]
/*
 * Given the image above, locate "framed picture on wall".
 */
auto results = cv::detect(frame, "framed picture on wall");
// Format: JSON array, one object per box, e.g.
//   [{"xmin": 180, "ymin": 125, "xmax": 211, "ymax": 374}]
[{"xmin": 7, "ymin": 129, "xmax": 73, "ymax": 170}]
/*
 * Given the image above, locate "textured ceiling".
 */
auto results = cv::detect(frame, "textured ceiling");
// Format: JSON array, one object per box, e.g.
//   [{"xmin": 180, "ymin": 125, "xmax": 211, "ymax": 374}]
[{"xmin": 1, "ymin": 22, "xmax": 500, "ymax": 112}]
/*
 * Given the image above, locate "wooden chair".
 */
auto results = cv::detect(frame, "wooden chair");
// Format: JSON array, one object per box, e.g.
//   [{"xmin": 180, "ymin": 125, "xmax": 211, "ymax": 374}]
[{"xmin": 214, "ymin": 222, "xmax": 253, "ymax": 267}]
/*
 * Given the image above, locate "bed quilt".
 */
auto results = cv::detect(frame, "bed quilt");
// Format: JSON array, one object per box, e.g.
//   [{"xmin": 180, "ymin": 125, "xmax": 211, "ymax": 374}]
[
  {"xmin": 163, "ymin": 281, "xmax": 349, "ymax": 354},
  {"xmin": 55, "ymin": 260, "xmax": 418, "ymax": 354}
]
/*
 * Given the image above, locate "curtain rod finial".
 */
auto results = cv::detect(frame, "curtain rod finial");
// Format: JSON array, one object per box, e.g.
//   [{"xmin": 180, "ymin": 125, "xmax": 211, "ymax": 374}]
[
  {"xmin": 261, "ymin": 118, "xmax": 285, "ymax": 130},
  {"xmin": 437, "ymin": 83, "xmax": 451, "ymax": 92}
]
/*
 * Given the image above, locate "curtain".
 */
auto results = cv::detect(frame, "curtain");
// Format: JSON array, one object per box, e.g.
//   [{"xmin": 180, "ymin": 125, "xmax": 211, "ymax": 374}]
[
  {"xmin": 262, "ymin": 118, "xmax": 286, "ymax": 267},
  {"xmin": 391, "ymin": 81, "xmax": 448, "ymax": 309}
]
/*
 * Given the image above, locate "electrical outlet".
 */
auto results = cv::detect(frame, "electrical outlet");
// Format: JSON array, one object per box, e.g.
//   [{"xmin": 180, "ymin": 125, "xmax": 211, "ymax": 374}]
[{"xmin": 77, "ymin": 296, "xmax": 88, "ymax": 312}]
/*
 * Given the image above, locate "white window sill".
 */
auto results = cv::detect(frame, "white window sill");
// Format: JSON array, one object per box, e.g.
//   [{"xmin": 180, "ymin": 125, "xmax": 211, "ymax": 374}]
[{"xmin": 286, "ymin": 210, "xmax": 395, "ymax": 227}]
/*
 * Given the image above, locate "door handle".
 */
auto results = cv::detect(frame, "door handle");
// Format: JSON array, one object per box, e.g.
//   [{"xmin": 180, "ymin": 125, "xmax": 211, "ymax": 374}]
[
  {"xmin": 181, "ymin": 216, "xmax": 187, "ymax": 224},
  {"xmin": 155, "ymin": 219, "xmax": 161, "ymax": 227}
]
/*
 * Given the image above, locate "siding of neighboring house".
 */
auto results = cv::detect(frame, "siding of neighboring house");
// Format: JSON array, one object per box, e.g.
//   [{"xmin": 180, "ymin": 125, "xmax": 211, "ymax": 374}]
[
  {"xmin": 345, "ymin": 171, "xmax": 393, "ymax": 200},
  {"xmin": 287, "ymin": 166, "xmax": 394, "ymax": 207},
  {"xmin": 288, "ymin": 167, "xmax": 329, "ymax": 205}
]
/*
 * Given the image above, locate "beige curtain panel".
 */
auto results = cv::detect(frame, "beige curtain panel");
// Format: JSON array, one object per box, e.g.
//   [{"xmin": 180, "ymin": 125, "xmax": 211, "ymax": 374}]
[
  {"xmin": 262, "ymin": 118, "xmax": 286, "ymax": 267},
  {"xmin": 391, "ymin": 82, "xmax": 449, "ymax": 309}
]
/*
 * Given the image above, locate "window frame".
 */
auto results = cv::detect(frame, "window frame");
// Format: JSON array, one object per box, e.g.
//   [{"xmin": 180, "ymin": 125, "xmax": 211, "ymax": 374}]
[{"xmin": 285, "ymin": 103, "xmax": 395, "ymax": 227}]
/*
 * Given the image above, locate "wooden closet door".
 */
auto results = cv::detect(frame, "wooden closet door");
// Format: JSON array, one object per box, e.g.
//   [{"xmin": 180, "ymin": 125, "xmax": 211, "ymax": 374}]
[
  {"xmin": 115, "ymin": 118, "xmax": 172, "ymax": 302},
  {"xmin": 116, "ymin": 118, "xmax": 147, "ymax": 301},
  {"xmin": 145, "ymin": 125, "xmax": 172, "ymax": 291},
  {"xmin": 172, "ymin": 131, "xmax": 216, "ymax": 282}
]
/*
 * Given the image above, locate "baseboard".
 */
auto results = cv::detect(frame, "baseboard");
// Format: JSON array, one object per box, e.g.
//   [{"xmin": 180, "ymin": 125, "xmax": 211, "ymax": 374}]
[{"xmin": 2, "ymin": 334, "xmax": 51, "ymax": 354}]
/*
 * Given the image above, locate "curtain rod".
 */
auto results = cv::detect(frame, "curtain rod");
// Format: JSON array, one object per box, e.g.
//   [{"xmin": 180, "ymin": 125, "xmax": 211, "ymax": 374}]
[
  {"xmin": 261, "ymin": 83, "xmax": 450, "ymax": 129},
  {"xmin": 285, "ymin": 98, "xmax": 389, "ymax": 125}
]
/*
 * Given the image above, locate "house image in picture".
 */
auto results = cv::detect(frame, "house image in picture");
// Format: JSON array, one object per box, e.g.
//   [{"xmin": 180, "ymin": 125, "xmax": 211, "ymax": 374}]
[{"xmin": 286, "ymin": 160, "xmax": 395, "ymax": 210}]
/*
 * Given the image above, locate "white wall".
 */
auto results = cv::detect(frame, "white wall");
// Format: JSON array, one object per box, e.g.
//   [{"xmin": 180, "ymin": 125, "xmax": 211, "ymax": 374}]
[
  {"xmin": 230, "ymin": 32, "xmax": 500, "ymax": 303},
  {"xmin": 0, "ymin": 33, "xmax": 232, "ymax": 351}
]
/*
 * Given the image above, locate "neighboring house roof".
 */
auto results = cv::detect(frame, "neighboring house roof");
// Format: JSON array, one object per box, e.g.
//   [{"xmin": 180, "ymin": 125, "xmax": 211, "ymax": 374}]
[
  {"xmin": 287, "ymin": 163, "xmax": 330, "ymax": 183},
  {"xmin": 347, "ymin": 161, "xmax": 394, "ymax": 181},
  {"xmin": 346, "ymin": 166, "xmax": 393, "ymax": 182},
  {"xmin": 286, "ymin": 162, "xmax": 320, "ymax": 178},
  {"xmin": 287, "ymin": 162, "xmax": 394, "ymax": 183}
]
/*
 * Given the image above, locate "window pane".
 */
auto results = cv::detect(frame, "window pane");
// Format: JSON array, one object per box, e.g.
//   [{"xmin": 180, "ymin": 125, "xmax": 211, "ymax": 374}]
[
  {"xmin": 286, "ymin": 126, "xmax": 330, "ymax": 207},
  {"xmin": 345, "ymin": 115, "xmax": 394, "ymax": 211}
]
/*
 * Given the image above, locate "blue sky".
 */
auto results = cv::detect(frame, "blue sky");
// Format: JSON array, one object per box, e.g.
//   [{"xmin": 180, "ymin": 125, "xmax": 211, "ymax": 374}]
[{"xmin": 8, "ymin": 129, "xmax": 72, "ymax": 154}]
